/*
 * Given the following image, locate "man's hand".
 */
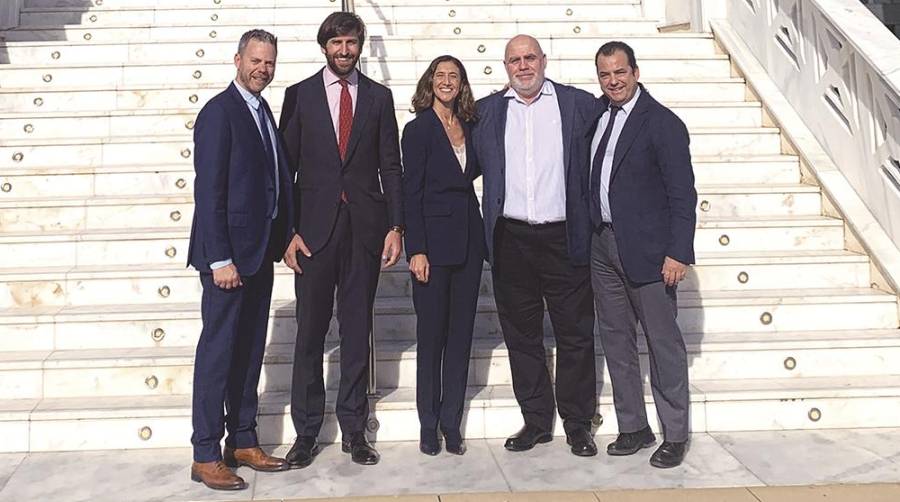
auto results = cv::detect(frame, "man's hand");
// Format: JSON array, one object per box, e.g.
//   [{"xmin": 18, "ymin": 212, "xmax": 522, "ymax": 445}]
[
  {"xmin": 661, "ymin": 256, "xmax": 687, "ymax": 287},
  {"xmin": 283, "ymin": 233, "xmax": 312, "ymax": 274},
  {"xmin": 381, "ymin": 230, "xmax": 402, "ymax": 269},
  {"xmin": 409, "ymin": 253, "xmax": 430, "ymax": 284},
  {"xmin": 213, "ymin": 263, "xmax": 243, "ymax": 290}
]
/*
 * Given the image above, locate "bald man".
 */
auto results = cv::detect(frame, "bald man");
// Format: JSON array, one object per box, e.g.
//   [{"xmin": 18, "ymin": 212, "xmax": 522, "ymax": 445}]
[{"xmin": 471, "ymin": 35, "xmax": 602, "ymax": 456}]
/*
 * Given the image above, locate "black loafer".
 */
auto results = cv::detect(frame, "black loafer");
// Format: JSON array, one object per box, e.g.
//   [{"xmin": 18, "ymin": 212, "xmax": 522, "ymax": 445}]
[
  {"xmin": 419, "ymin": 429, "xmax": 440, "ymax": 456},
  {"xmin": 607, "ymin": 425, "xmax": 656, "ymax": 456},
  {"xmin": 341, "ymin": 432, "xmax": 380, "ymax": 465},
  {"xmin": 650, "ymin": 440, "xmax": 686, "ymax": 468},
  {"xmin": 565, "ymin": 427, "xmax": 598, "ymax": 457},
  {"xmin": 285, "ymin": 435, "xmax": 319, "ymax": 468},
  {"xmin": 504, "ymin": 424, "xmax": 552, "ymax": 452},
  {"xmin": 443, "ymin": 430, "xmax": 466, "ymax": 456}
]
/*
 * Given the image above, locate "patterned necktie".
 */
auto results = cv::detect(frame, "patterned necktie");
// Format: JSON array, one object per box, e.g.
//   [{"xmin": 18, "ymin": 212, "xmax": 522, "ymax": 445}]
[
  {"xmin": 338, "ymin": 79, "xmax": 353, "ymax": 160},
  {"xmin": 255, "ymin": 101, "xmax": 278, "ymax": 217},
  {"xmin": 590, "ymin": 104, "xmax": 621, "ymax": 227}
]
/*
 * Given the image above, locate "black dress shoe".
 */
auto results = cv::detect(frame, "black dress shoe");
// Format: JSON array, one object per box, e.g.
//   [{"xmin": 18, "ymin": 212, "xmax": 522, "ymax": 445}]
[
  {"xmin": 650, "ymin": 441, "xmax": 686, "ymax": 468},
  {"xmin": 419, "ymin": 429, "xmax": 440, "ymax": 456},
  {"xmin": 285, "ymin": 435, "xmax": 319, "ymax": 468},
  {"xmin": 504, "ymin": 424, "xmax": 552, "ymax": 452},
  {"xmin": 442, "ymin": 430, "xmax": 466, "ymax": 456},
  {"xmin": 607, "ymin": 425, "xmax": 656, "ymax": 456},
  {"xmin": 341, "ymin": 432, "xmax": 380, "ymax": 465},
  {"xmin": 565, "ymin": 427, "xmax": 598, "ymax": 457}
]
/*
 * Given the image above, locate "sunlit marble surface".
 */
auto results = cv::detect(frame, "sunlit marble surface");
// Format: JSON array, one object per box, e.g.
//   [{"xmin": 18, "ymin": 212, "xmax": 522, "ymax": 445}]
[{"xmin": 1, "ymin": 429, "xmax": 898, "ymax": 501}]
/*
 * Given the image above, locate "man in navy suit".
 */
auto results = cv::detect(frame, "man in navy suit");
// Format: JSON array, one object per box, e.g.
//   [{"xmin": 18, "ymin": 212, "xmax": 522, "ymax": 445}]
[
  {"xmin": 278, "ymin": 12, "xmax": 403, "ymax": 467},
  {"xmin": 471, "ymin": 35, "xmax": 601, "ymax": 457},
  {"xmin": 186, "ymin": 30, "xmax": 292, "ymax": 490},
  {"xmin": 588, "ymin": 41, "xmax": 697, "ymax": 468}
]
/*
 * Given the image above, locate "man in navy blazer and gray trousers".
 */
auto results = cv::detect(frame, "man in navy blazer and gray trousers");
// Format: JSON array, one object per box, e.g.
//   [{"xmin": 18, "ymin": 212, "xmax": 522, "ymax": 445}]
[
  {"xmin": 589, "ymin": 41, "xmax": 697, "ymax": 469},
  {"xmin": 472, "ymin": 35, "xmax": 602, "ymax": 457},
  {"xmin": 187, "ymin": 30, "xmax": 292, "ymax": 491}
]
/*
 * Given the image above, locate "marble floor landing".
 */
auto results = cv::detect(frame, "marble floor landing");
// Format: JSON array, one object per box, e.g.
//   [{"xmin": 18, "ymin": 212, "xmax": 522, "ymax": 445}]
[{"xmin": 1, "ymin": 428, "xmax": 899, "ymax": 502}]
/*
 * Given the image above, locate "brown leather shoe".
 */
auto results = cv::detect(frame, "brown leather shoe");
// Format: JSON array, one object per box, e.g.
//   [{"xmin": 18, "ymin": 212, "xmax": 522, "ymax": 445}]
[
  {"xmin": 190, "ymin": 461, "xmax": 247, "ymax": 491},
  {"xmin": 223, "ymin": 446, "xmax": 289, "ymax": 472}
]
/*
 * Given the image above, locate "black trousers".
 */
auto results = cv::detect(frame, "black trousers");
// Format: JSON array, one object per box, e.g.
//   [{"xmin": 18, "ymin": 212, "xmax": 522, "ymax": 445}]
[
  {"xmin": 291, "ymin": 204, "xmax": 380, "ymax": 437},
  {"xmin": 191, "ymin": 262, "xmax": 275, "ymax": 463},
  {"xmin": 590, "ymin": 227, "xmax": 690, "ymax": 442},
  {"xmin": 412, "ymin": 215, "xmax": 484, "ymax": 438},
  {"xmin": 491, "ymin": 217, "xmax": 596, "ymax": 432}
]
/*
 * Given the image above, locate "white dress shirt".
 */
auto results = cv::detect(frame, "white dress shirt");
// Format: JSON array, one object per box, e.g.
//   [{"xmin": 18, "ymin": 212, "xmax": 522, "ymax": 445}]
[
  {"xmin": 210, "ymin": 80, "xmax": 281, "ymax": 270},
  {"xmin": 502, "ymin": 80, "xmax": 567, "ymax": 224},
  {"xmin": 590, "ymin": 86, "xmax": 641, "ymax": 223}
]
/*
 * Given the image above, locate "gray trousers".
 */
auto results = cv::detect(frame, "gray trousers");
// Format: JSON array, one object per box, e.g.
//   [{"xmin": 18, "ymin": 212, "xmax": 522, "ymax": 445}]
[{"xmin": 590, "ymin": 227, "xmax": 690, "ymax": 442}]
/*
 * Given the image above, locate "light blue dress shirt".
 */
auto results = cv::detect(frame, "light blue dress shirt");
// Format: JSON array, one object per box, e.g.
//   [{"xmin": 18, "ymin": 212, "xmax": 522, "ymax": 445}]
[{"xmin": 590, "ymin": 86, "xmax": 641, "ymax": 223}]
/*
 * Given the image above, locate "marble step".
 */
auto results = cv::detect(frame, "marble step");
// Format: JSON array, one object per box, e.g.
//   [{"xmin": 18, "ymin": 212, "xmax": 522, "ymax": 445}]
[
  {"xmin": 0, "ymin": 156, "xmax": 802, "ymax": 202},
  {"xmin": 0, "ymin": 77, "xmax": 751, "ymax": 115},
  {"xmin": 24, "ymin": 0, "xmax": 639, "ymax": 6},
  {"xmin": 0, "ymin": 127, "xmax": 782, "ymax": 170},
  {"xmin": 5, "ymin": 374, "xmax": 900, "ymax": 452},
  {"xmin": 1, "ymin": 288, "xmax": 896, "ymax": 352},
  {"xmin": 18, "ymin": 3, "xmax": 645, "ymax": 27},
  {"xmin": 0, "ymin": 34, "xmax": 718, "ymax": 66},
  {"xmin": 5, "ymin": 329, "xmax": 900, "ymax": 400},
  {"xmin": 0, "ymin": 54, "xmax": 732, "ymax": 88},
  {"xmin": 0, "ymin": 247, "xmax": 874, "ymax": 309},
  {"xmin": 0, "ymin": 102, "xmax": 764, "ymax": 143},
  {"xmin": 0, "ymin": 18, "xmax": 661, "ymax": 43},
  {"xmin": 0, "ymin": 183, "xmax": 820, "ymax": 232}
]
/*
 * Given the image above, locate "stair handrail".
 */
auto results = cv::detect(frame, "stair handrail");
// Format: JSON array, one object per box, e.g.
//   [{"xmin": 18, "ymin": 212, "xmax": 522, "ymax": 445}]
[{"xmin": 342, "ymin": 0, "xmax": 356, "ymax": 13}]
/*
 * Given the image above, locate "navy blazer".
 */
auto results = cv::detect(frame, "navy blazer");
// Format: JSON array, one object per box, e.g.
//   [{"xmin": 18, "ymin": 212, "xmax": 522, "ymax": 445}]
[
  {"xmin": 472, "ymin": 80, "xmax": 601, "ymax": 265},
  {"xmin": 279, "ymin": 69, "xmax": 403, "ymax": 255},
  {"xmin": 401, "ymin": 108, "xmax": 486, "ymax": 266},
  {"xmin": 187, "ymin": 82, "xmax": 294, "ymax": 276},
  {"xmin": 592, "ymin": 86, "xmax": 697, "ymax": 283}
]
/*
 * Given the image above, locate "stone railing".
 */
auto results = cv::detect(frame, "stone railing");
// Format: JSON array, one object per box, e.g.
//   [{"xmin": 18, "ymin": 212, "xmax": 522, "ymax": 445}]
[
  {"xmin": 725, "ymin": 0, "xmax": 900, "ymax": 246},
  {"xmin": 0, "ymin": 0, "xmax": 23, "ymax": 30}
]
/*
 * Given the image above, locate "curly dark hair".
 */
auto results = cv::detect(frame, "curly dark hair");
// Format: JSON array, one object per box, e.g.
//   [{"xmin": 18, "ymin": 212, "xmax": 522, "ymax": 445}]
[{"xmin": 411, "ymin": 55, "xmax": 477, "ymax": 123}]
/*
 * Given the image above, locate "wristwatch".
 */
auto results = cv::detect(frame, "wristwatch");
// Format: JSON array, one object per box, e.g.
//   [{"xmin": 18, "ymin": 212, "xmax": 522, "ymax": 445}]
[{"xmin": 389, "ymin": 225, "xmax": 405, "ymax": 236}]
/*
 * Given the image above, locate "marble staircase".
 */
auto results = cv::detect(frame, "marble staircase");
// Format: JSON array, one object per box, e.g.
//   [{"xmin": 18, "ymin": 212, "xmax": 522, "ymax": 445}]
[{"xmin": 1, "ymin": 0, "xmax": 899, "ymax": 453}]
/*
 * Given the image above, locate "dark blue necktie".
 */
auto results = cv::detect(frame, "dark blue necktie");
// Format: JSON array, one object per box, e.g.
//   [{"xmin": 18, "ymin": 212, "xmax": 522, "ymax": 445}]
[
  {"xmin": 590, "ymin": 105, "xmax": 620, "ymax": 227},
  {"xmin": 255, "ymin": 101, "xmax": 278, "ymax": 217}
]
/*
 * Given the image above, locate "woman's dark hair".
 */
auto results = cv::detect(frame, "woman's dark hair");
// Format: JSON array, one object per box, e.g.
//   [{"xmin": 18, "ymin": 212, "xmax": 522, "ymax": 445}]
[
  {"xmin": 411, "ymin": 55, "xmax": 477, "ymax": 123},
  {"xmin": 317, "ymin": 11, "xmax": 366, "ymax": 49}
]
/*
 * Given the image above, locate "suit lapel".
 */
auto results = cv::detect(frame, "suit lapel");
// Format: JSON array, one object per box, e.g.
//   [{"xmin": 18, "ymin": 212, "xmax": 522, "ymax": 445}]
[
  {"xmin": 555, "ymin": 82, "xmax": 575, "ymax": 180},
  {"xmin": 463, "ymin": 121, "xmax": 476, "ymax": 180},
  {"xmin": 493, "ymin": 95, "xmax": 508, "ymax": 174},
  {"xmin": 610, "ymin": 91, "xmax": 650, "ymax": 182},
  {"xmin": 227, "ymin": 83, "xmax": 268, "ymax": 159},
  {"xmin": 309, "ymin": 70, "xmax": 343, "ymax": 165},
  {"xmin": 343, "ymin": 73, "xmax": 373, "ymax": 167}
]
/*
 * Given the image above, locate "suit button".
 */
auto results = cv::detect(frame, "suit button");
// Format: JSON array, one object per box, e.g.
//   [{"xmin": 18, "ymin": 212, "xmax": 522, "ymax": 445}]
[{"xmin": 496, "ymin": 198, "xmax": 501, "ymax": 205}]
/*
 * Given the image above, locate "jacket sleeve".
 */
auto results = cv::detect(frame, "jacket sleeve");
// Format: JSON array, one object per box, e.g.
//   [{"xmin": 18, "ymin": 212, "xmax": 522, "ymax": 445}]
[
  {"xmin": 193, "ymin": 101, "xmax": 234, "ymax": 264},
  {"xmin": 401, "ymin": 119, "xmax": 428, "ymax": 257},
  {"xmin": 378, "ymin": 89, "xmax": 404, "ymax": 227},
  {"xmin": 655, "ymin": 110, "xmax": 697, "ymax": 265}
]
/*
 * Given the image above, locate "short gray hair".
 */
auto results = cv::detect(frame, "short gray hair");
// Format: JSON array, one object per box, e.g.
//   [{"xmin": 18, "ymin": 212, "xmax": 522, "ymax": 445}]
[{"xmin": 237, "ymin": 29, "xmax": 278, "ymax": 55}]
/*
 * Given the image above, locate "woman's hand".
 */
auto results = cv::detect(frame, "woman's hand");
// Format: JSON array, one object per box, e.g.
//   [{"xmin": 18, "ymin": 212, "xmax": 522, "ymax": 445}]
[{"xmin": 409, "ymin": 253, "xmax": 431, "ymax": 284}]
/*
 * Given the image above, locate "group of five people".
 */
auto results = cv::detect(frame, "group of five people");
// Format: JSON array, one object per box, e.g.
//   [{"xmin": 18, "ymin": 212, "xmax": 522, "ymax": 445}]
[{"xmin": 186, "ymin": 11, "xmax": 697, "ymax": 492}]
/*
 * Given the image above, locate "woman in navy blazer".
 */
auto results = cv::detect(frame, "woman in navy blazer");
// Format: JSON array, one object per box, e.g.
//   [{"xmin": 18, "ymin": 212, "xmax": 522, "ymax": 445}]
[{"xmin": 402, "ymin": 55, "xmax": 486, "ymax": 456}]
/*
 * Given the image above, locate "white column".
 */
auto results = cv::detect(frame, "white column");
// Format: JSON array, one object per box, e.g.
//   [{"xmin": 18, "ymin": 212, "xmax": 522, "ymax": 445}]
[{"xmin": 0, "ymin": 0, "xmax": 23, "ymax": 30}]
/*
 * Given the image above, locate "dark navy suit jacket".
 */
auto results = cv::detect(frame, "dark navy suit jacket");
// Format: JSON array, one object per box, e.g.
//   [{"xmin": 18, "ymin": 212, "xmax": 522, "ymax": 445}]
[
  {"xmin": 401, "ymin": 108, "xmax": 486, "ymax": 266},
  {"xmin": 186, "ymin": 82, "xmax": 294, "ymax": 276},
  {"xmin": 472, "ymin": 80, "xmax": 601, "ymax": 266},
  {"xmin": 592, "ymin": 86, "xmax": 697, "ymax": 283},
  {"xmin": 278, "ymin": 69, "xmax": 403, "ymax": 254}
]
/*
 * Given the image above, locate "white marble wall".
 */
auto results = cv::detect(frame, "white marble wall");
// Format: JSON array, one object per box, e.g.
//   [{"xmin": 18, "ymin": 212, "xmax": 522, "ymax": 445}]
[
  {"xmin": 0, "ymin": 0, "xmax": 22, "ymax": 30},
  {"xmin": 726, "ymin": 0, "xmax": 900, "ymax": 251}
]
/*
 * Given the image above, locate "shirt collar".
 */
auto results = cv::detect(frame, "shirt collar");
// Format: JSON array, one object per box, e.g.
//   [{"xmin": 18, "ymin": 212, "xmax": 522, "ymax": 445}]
[
  {"xmin": 323, "ymin": 64, "xmax": 359, "ymax": 87},
  {"xmin": 233, "ymin": 79, "xmax": 260, "ymax": 110},
  {"xmin": 610, "ymin": 85, "xmax": 641, "ymax": 116},
  {"xmin": 504, "ymin": 79, "xmax": 554, "ymax": 104}
]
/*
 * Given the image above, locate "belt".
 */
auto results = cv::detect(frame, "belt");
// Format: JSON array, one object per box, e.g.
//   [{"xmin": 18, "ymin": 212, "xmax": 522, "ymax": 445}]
[{"xmin": 501, "ymin": 216, "xmax": 566, "ymax": 228}]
